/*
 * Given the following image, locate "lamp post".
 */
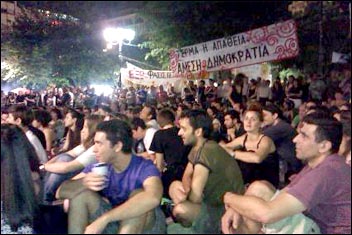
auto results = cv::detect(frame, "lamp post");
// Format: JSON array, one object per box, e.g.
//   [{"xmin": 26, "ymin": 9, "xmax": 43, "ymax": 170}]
[{"xmin": 103, "ymin": 27, "xmax": 135, "ymax": 87}]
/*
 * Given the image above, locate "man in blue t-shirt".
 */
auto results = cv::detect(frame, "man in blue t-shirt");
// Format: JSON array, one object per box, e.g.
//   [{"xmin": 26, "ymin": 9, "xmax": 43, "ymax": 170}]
[{"xmin": 56, "ymin": 120, "xmax": 166, "ymax": 234}]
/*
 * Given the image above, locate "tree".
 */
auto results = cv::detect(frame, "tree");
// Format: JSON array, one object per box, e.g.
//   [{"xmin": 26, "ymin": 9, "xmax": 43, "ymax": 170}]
[{"xmin": 1, "ymin": 6, "xmax": 119, "ymax": 88}]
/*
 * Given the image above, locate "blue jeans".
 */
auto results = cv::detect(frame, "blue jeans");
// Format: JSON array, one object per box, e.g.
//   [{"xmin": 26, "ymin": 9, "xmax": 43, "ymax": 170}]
[{"xmin": 43, "ymin": 153, "xmax": 83, "ymax": 203}]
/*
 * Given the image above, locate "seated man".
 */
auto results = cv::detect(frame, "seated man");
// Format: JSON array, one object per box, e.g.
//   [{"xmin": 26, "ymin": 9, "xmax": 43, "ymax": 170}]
[
  {"xmin": 168, "ymin": 110, "xmax": 244, "ymax": 233},
  {"xmin": 222, "ymin": 112, "xmax": 351, "ymax": 234},
  {"xmin": 56, "ymin": 119, "xmax": 166, "ymax": 234}
]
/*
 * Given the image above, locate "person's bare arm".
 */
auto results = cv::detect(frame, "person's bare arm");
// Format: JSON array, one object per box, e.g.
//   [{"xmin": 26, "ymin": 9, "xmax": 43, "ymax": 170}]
[
  {"xmin": 84, "ymin": 176, "xmax": 163, "ymax": 234},
  {"xmin": 223, "ymin": 191, "xmax": 306, "ymax": 224},
  {"xmin": 155, "ymin": 152, "xmax": 165, "ymax": 172},
  {"xmin": 188, "ymin": 164, "xmax": 209, "ymax": 204}
]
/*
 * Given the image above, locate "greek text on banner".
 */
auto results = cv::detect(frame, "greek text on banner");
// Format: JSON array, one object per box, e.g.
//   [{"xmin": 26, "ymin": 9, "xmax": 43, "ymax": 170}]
[{"xmin": 169, "ymin": 19, "xmax": 299, "ymax": 76}]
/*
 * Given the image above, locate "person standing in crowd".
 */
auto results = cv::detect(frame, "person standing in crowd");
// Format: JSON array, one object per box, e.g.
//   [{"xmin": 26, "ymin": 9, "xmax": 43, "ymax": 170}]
[
  {"xmin": 222, "ymin": 112, "xmax": 351, "ymax": 234},
  {"xmin": 56, "ymin": 119, "xmax": 166, "ymax": 234},
  {"xmin": 168, "ymin": 110, "xmax": 244, "ymax": 233},
  {"xmin": 1, "ymin": 124, "xmax": 40, "ymax": 233}
]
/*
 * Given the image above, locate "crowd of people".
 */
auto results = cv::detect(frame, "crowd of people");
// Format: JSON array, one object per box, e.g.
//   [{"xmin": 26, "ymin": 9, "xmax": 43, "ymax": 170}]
[{"xmin": 1, "ymin": 66, "xmax": 351, "ymax": 234}]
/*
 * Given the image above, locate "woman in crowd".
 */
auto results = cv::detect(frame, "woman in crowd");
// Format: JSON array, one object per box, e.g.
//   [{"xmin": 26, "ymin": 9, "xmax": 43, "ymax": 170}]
[
  {"xmin": 1, "ymin": 124, "xmax": 40, "ymax": 233},
  {"xmin": 220, "ymin": 102, "xmax": 279, "ymax": 187},
  {"xmin": 42, "ymin": 114, "xmax": 104, "ymax": 203},
  {"xmin": 53, "ymin": 108, "xmax": 84, "ymax": 155}
]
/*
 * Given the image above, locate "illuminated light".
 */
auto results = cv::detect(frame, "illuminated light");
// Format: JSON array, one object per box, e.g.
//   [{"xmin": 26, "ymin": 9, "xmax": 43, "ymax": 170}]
[
  {"xmin": 214, "ymin": 82, "xmax": 218, "ymax": 87},
  {"xmin": 91, "ymin": 84, "xmax": 114, "ymax": 96}
]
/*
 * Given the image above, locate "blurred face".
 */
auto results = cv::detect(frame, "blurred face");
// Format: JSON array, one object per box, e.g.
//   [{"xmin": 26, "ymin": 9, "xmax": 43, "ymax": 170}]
[
  {"xmin": 206, "ymin": 108, "xmax": 214, "ymax": 118},
  {"xmin": 224, "ymin": 115, "xmax": 235, "ymax": 129},
  {"xmin": 263, "ymin": 110, "xmax": 275, "ymax": 127},
  {"xmin": 50, "ymin": 111, "xmax": 58, "ymax": 121},
  {"xmin": 7, "ymin": 113, "xmax": 19, "ymax": 126},
  {"xmin": 132, "ymin": 127, "xmax": 144, "ymax": 140},
  {"xmin": 243, "ymin": 111, "xmax": 262, "ymax": 132},
  {"xmin": 139, "ymin": 106, "xmax": 151, "ymax": 121},
  {"xmin": 293, "ymin": 122, "xmax": 320, "ymax": 161},
  {"xmin": 178, "ymin": 118, "xmax": 196, "ymax": 146},
  {"xmin": 31, "ymin": 119, "xmax": 41, "ymax": 128},
  {"xmin": 64, "ymin": 113, "xmax": 76, "ymax": 128},
  {"xmin": 1, "ymin": 113, "xmax": 9, "ymax": 124},
  {"xmin": 176, "ymin": 106, "xmax": 183, "ymax": 118},
  {"xmin": 80, "ymin": 120, "xmax": 90, "ymax": 142},
  {"xmin": 93, "ymin": 131, "xmax": 117, "ymax": 163}
]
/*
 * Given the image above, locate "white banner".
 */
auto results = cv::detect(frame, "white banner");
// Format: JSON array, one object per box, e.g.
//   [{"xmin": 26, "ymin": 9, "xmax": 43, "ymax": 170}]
[
  {"xmin": 121, "ymin": 62, "xmax": 182, "ymax": 87},
  {"xmin": 170, "ymin": 19, "xmax": 299, "ymax": 76}
]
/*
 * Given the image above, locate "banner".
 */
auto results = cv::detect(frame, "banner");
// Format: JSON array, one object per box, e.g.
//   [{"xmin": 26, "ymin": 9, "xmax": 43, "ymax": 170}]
[
  {"xmin": 170, "ymin": 19, "xmax": 299, "ymax": 76},
  {"xmin": 121, "ymin": 62, "xmax": 182, "ymax": 87}
]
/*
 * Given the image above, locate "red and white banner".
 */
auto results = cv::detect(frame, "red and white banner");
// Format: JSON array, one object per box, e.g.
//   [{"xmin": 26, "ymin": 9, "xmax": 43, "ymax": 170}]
[{"xmin": 170, "ymin": 19, "xmax": 299, "ymax": 76}]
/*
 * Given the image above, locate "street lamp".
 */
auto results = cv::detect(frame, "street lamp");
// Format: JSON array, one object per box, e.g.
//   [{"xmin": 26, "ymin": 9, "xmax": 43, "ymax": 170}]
[
  {"xmin": 103, "ymin": 27, "xmax": 135, "ymax": 87},
  {"xmin": 103, "ymin": 27, "xmax": 135, "ymax": 56}
]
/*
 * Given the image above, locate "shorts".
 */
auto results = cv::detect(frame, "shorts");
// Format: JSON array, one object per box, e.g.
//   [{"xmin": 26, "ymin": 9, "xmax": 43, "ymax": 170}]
[
  {"xmin": 90, "ymin": 199, "xmax": 166, "ymax": 234},
  {"xmin": 261, "ymin": 191, "xmax": 320, "ymax": 234}
]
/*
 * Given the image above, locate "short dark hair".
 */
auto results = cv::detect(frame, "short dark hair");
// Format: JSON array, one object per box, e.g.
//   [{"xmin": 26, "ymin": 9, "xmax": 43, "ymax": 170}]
[
  {"xmin": 32, "ymin": 110, "xmax": 52, "ymax": 127},
  {"xmin": 96, "ymin": 120, "xmax": 133, "ymax": 153},
  {"xmin": 225, "ymin": 110, "xmax": 240, "ymax": 121},
  {"xmin": 8, "ymin": 105, "xmax": 33, "ymax": 127},
  {"xmin": 263, "ymin": 104, "xmax": 283, "ymax": 119},
  {"xmin": 157, "ymin": 108, "xmax": 175, "ymax": 127},
  {"xmin": 131, "ymin": 117, "xmax": 146, "ymax": 130},
  {"xmin": 302, "ymin": 112, "xmax": 342, "ymax": 153},
  {"xmin": 180, "ymin": 109, "xmax": 213, "ymax": 138}
]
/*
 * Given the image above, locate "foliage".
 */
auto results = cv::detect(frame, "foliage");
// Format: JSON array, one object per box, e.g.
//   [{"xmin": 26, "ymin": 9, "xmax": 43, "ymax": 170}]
[{"xmin": 1, "ymin": 8, "xmax": 118, "ymax": 88}]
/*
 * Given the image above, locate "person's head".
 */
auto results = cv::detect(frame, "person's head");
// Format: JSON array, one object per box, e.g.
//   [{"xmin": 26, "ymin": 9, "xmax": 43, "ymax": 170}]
[
  {"xmin": 1, "ymin": 124, "xmax": 39, "ymax": 231},
  {"xmin": 93, "ymin": 120, "xmax": 133, "ymax": 162},
  {"xmin": 178, "ymin": 109, "xmax": 212, "ymax": 146},
  {"xmin": 50, "ymin": 107, "xmax": 63, "ymax": 121},
  {"xmin": 157, "ymin": 108, "xmax": 175, "ymax": 128},
  {"xmin": 139, "ymin": 104, "xmax": 157, "ymax": 122},
  {"xmin": 206, "ymin": 106, "xmax": 218, "ymax": 119},
  {"xmin": 293, "ymin": 112, "xmax": 342, "ymax": 162},
  {"xmin": 80, "ymin": 114, "xmax": 104, "ymax": 149},
  {"xmin": 224, "ymin": 110, "xmax": 240, "ymax": 129},
  {"xmin": 262, "ymin": 104, "xmax": 283, "ymax": 127},
  {"xmin": 64, "ymin": 108, "xmax": 84, "ymax": 130},
  {"xmin": 32, "ymin": 109, "xmax": 52, "ymax": 128},
  {"xmin": 131, "ymin": 117, "xmax": 147, "ymax": 140},
  {"xmin": 243, "ymin": 102, "xmax": 263, "ymax": 133},
  {"xmin": 7, "ymin": 105, "xmax": 33, "ymax": 128},
  {"xmin": 82, "ymin": 106, "xmax": 92, "ymax": 116},
  {"xmin": 176, "ymin": 104, "xmax": 188, "ymax": 118}
]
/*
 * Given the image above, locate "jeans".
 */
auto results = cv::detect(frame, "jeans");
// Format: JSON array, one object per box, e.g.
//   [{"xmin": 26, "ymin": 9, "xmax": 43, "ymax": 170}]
[{"xmin": 43, "ymin": 153, "xmax": 83, "ymax": 203}]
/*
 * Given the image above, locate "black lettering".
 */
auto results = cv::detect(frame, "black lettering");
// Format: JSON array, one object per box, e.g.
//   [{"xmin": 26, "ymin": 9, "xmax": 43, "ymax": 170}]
[
  {"xmin": 227, "ymin": 37, "xmax": 233, "ymax": 47},
  {"xmin": 238, "ymin": 51, "xmax": 244, "ymax": 61},
  {"xmin": 202, "ymin": 43, "xmax": 208, "ymax": 52},
  {"xmin": 262, "ymin": 45, "xmax": 269, "ymax": 57},
  {"xmin": 245, "ymin": 49, "xmax": 252, "ymax": 60},
  {"xmin": 207, "ymin": 58, "xmax": 214, "ymax": 69},
  {"xmin": 251, "ymin": 47, "xmax": 257, "ymax": 58},
  {"xmin": 196, "ymin": 59, "xmax": 202, "ymax": 71}
]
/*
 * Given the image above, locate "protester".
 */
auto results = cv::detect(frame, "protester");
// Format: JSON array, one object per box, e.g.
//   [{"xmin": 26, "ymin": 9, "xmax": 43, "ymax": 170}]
[
  {"xmin": 56, "ymin": 119, "xmax": 166, "ymax": 233},
  {"xmin": 168, "ymin": 110, "xmax": 244, "ymax": 233},
  {"xmin": 221, "ymin": 112, "xmax": 351, "ymax": 234}
]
